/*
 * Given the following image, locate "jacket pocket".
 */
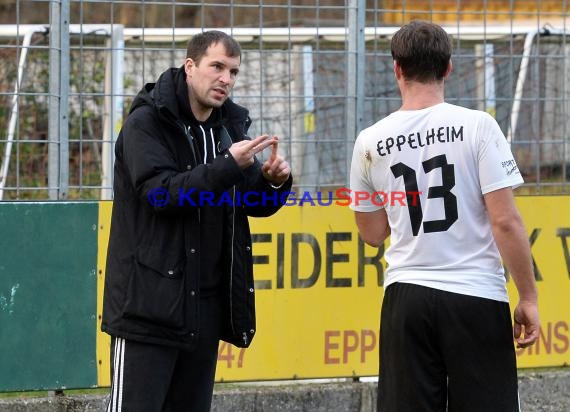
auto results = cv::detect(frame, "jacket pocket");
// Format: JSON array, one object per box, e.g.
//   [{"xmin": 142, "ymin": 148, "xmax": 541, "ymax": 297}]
[{"xmin": 122, "ymin": 247, "xmax": 186, "ymax": 329}]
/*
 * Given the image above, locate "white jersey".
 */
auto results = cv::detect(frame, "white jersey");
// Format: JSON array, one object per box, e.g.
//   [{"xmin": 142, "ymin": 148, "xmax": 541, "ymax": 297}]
[{"xmin": 350, "ymin": 102, "xmax": 523, "ymax": 302}]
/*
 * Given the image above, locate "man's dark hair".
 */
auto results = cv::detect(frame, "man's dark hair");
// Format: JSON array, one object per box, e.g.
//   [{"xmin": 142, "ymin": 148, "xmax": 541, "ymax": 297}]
[
  {"xmin": 186, "ymin": 30, "xmax": 241, "ymax": 64},
  {"xmin": 391, "ymin": 20, "xmax": 452, "ymax": 83}
]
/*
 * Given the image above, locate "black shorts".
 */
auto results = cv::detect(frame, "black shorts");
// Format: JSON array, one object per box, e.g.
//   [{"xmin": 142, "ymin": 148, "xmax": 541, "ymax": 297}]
[{"xmin": 378, "ymin": 282, "xmax": 520, "ymax": 412}]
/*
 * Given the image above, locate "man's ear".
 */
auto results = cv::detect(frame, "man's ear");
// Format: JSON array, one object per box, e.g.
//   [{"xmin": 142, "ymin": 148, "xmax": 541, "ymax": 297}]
[
  {"xmin": 444, "ymin": 60, "xmax": 453, "ymax": 79},
  {"xmin": 393, "ymin": 60, "xmax": 402, "ymax": 80},
  {"xmin": 184, "ymin": 58, "xmax": 194, "ymax": 77}
]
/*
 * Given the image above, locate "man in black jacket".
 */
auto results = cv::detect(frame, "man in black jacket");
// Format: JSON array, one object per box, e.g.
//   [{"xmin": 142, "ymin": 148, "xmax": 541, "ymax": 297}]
[{"xmin": 102, "ymin": 30, "xmax": 292, "ymax": 411}]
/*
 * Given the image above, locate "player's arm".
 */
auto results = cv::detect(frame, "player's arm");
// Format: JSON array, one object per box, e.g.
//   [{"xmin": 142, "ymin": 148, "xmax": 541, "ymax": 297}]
[
  {"xmin": 484, "ymin": 187, "xmax": 539, "ymax": 348},
  {"xmin": 354, "ymin": 209, "xmax": 391, "ymax": 247}
]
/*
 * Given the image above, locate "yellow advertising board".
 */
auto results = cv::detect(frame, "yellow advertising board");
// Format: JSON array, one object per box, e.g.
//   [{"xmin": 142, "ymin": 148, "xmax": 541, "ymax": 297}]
[
  {"xmin": 96, "ymin": 196, "xmax": 570, "ymax": 386},
  {"xmin": 510, "ymin": 196, "xmax": 570, "ymax": 366},
  {"xmin": 217, "ymin": 203, "xmax": 385, "ymax": 381}
]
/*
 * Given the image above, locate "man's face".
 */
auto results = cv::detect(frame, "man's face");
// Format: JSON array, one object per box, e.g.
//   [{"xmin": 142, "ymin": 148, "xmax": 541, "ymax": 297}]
[{"xmin": 184, "ymin": 42, "xmax": 240, "ymax": 120}]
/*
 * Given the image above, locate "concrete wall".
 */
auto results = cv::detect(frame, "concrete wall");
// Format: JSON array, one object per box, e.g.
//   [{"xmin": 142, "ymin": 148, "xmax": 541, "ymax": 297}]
[{"xmin": 0, "ymin": 371, "xmax": 568, "ymax": 411}]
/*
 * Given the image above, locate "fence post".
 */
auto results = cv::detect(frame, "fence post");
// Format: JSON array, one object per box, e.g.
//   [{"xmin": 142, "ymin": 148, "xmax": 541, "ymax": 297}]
[
  {"xmin": 346, "ymin": 0, "xmax": 365, "ymax": 185},
  {"xmin": 48, "ymin": 0, "xmax": 70, "ymax": 200},
  {"xmin": 101, "ymin": 25, "xmax": 124, "ymax": 200}
]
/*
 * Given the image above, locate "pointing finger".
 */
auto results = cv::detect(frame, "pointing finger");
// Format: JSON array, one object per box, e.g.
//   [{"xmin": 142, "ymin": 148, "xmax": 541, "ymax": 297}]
[
  {"xmin": 270, "ymin": 138, "xmax": 279, "ymax": 161},
  {"xmin": 251, "ymin": 136, "xmax": 276, "ymax": 154},
  {"xmin": 240, "ymin": 134, "xmax": 267, "ymax": 148},
  {"xmin": 234, "ymin": 135, "xmax": 268, "ymax": 150}
]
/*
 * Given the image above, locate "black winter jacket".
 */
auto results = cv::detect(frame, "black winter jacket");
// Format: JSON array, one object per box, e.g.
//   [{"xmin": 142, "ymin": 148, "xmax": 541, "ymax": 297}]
[{"xmin": 101, "ymin": 67, "xmax": 292, "ymax": 350}]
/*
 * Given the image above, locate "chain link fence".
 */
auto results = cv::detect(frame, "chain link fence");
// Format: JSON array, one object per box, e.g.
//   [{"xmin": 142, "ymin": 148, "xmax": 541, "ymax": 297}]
[{"xmin": 0, "ymin": 0, "xmax": 569, "ymax": 200}]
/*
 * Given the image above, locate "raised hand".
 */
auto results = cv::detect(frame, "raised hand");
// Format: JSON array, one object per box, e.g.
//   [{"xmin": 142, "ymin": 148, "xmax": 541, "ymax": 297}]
[
  {"xmin": 261, "ymin": 138, "xmax": 291, "ymax": 186},
  {"xmin": 228, "ymin": 135, "xmax": 276, "ymax": 169}
]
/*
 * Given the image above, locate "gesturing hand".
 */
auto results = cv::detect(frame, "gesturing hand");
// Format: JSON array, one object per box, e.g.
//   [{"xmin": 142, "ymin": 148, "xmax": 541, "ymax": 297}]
[
  {"xmin": 229, "ymin": 135, "xmax": 276, "ymax": 170},
  {"xmin": 261, "ymin": 138, "xmax": 291, "ymax": 186}
]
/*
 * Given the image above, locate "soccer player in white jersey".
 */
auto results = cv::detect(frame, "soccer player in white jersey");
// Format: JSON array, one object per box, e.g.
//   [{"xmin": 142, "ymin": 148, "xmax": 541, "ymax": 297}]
[{"xmin": 350, "ymin": 20, "xmax": 540, "ymax": 412}]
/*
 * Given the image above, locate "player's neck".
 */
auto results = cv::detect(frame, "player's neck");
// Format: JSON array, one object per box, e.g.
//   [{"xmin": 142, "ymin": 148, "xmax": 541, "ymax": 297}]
[{"xmin": 398, "ymin": 81, "xmax": 445, "ymax": 111}]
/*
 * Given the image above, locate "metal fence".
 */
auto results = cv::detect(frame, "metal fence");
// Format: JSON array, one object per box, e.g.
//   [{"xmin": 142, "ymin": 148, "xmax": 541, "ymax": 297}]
[{"xmin": 0, "ymin": 0, "xmax": 569, "ymax": 200}]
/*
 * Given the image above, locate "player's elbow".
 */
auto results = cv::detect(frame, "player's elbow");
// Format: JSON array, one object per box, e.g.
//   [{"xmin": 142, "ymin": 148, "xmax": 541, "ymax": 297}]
[
  {"xmin": 361, "ymin": 235, "xmax": 381, "ymax": 248},
  {"xmin": 354, "ymin": 210, "xmax": 390, "ymax": 248},
  {"xmin": 490, "ymin": 210, "xmax": 524, "ymax": 235},
  {"xmin": 358, "ymin": 229, "xmax": 389, "ymax": 248}
]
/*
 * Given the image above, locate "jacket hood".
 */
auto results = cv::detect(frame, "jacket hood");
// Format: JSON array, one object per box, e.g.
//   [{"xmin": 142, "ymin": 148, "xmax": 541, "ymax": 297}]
[{"xmin": 129, "ymin": 66, "xmax": 251, "ymax": 129}]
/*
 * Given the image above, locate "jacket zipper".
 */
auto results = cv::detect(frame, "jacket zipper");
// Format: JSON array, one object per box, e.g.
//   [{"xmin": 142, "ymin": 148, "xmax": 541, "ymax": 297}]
[
  {"xmin": 178, "ymin": 120, "xmax": 199, "ymax": 166},
  {"xmin": 229, "ymin": 187, "xmax": 236, "ymax": 336},
  {"xmin": 180, "ymin": 119, "xmax": 243, "ymax": 344}
]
